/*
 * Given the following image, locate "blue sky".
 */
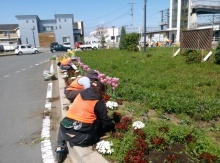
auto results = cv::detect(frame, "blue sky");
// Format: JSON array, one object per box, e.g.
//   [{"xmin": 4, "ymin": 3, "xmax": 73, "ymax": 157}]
[{"xmin": 0, "ymin": 0, "xmax": 169, "ymax": 35}]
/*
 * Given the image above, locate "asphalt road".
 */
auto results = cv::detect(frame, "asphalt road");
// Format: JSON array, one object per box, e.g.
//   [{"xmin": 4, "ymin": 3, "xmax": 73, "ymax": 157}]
[{"xmin": 0, "ymin": 53, "xmax": 59, "ymax": 163}]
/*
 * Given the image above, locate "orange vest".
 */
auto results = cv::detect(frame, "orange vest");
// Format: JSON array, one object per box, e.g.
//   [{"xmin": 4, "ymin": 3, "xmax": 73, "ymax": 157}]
[
  {"xmin": 61, "ymin": 58, "xmax": 71, "ymax": 66},
  {"xmin": 66, "ymin": 94, "xmax": 98, "ymax": 124},
  {"xmin": 66, "ymin": 78, "xmax": 84, "ymax": 91}
]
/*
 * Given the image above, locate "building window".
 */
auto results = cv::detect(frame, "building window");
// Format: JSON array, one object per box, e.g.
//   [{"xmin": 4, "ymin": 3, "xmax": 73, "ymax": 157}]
[
  {"xmin": 4, "ymin": 32, "xmax": 7, "ymax": 36},
  {"xmin": 64, "ymin": 19, "xmax": 66, "ymax": 22},
  {"xmin": 59, "ymin": 19, "xmax": 61, "ymax": 22},
  {"xmin": 32, "ymin": 20, "xmax": 35, "ymax": 23},
  {"xmin": 59, "ymin": 25, "xmax": 61, "ymax": 29},
  {"xmin": 26, "ymin": 20, "xmax": 29, "ymax": 23},
  {"xmin": 43, "ymin": 26, "xmax": 54, "ymax": 32},
  {"xmin": 63, "ymin": 37, "xmax": 70, "ymax": 44}
]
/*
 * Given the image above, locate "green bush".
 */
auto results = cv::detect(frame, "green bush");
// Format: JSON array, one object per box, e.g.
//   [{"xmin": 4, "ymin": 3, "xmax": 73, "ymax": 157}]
[
  {"xmin": 184, "ymin": 50, "xmax": 201, "ymax": 63},
  {"xmin": 215, "ymin": 40, "xmax": 220, "ymax": 64},
  {"xmin": 124, "ymin": 32, "xmax": 139, "ymax": 52}
]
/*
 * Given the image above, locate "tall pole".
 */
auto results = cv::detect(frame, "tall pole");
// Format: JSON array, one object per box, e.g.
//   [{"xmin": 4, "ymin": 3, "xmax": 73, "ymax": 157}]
[
  {"xmin": 112, "ymin": 26, "xmax": 115, "ymax": 48},
  {"xmin": 32, "ymin": 27, "xmax": 36, "ymax": 47},
  {"xmin": 219, "ymin": 17, "xmax": 220, "ymax": 41},
  {"xmin": 143, "ymin": 0, "xmax": 147, "ymax": 53}
]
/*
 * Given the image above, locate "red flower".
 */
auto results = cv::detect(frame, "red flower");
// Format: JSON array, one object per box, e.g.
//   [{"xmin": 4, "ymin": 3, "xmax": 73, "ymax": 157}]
[
  {"xmin": 134, "ymin": 138, "xmax": 149, "ymax": 154},
  {"xmin": 150, "ymin": 136, "xmax": 168, "ymax": 151},
  {"xmin": 165, "ymin": 154, "xmax": 178, "ymax": 163},
  {"xmin": 159, "ymin": 126, "xmax": 169, "ymax": 133},
  {"xmin": 133, "ymin": 129, "xmax": 146, "ymax": 139},
  {"xmin": 115, "ymin": 117, "xmax": 132, "ymax": 132},
  {"xmin": 125, "ymin": 149, "xmax": 148, "ymax": 163},
  {"xmin": 185, "ymin": 134, "xmax": 196, "ymax": 143},
  {"xmin": 198, "ymin": 152, "xmax": 217, "ymax": 163}
]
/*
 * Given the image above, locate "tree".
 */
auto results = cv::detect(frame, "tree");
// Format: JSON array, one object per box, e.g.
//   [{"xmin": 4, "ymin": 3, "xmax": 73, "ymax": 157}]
[
  {"xmin": 119, "ymin": 26, "xmax": 126, "ymax": 50},
  {"xmin": 124, "ymin": 32, "xmax": 139, "ymax": 52},
  {"xmin": 93, "ymin": 26, "xmax": 109, "ymax": 48}
]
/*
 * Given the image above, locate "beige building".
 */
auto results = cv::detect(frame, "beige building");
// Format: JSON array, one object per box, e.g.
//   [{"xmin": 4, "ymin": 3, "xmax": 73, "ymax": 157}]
[{"xmin": 0, "ymin": 24, "xmax": 20, "ymax": 47}]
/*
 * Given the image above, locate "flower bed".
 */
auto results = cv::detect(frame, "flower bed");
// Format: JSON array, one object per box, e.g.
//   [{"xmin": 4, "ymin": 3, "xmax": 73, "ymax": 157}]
[{"xmin": 56, "ymin": 50, "xmax": 220, "ymax": 163}]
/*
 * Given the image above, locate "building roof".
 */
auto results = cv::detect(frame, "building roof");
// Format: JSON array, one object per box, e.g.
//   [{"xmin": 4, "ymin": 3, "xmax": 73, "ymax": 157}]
[
  {"xmin": 15, "ymin": 15, "xmax": 40, "ymax": 21},
  {"xmin": 0, "ymin": 24, "xmax": 19, "ymax": 31}
]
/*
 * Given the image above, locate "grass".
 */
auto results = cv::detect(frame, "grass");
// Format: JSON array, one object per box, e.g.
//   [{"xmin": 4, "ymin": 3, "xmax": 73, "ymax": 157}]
[
  {"xmin": 74, "ymin": 47, "xmax": 220, "ymax": 162},
  {"xmin": 76, "ymin": 47, "xmax": 220, "ymax": 121}
]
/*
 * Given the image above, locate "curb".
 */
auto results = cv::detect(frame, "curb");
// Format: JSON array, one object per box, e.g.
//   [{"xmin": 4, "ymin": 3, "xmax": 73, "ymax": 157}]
[
  {"xmin": 56, "ymin": 64, "xmax": 109, "ymax": 163},
  {"xmin": 0, "ymin": 53, "xmax": 15, "ymax": 57}
]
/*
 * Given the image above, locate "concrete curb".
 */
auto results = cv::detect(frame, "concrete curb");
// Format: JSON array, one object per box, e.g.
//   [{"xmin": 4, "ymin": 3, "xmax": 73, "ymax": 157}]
[
  {"xmin": 56, "ymin": 64, "xmax": 109, "ymax": 163},
  {"xmin": 0, "ymin": 53, "xmax": 15, "ymax": 57}
]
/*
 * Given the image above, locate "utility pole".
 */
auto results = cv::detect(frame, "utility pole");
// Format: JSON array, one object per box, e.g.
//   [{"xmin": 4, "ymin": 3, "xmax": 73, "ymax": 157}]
[
  {"xmin": 160, "ymin": 10, "xmax": 164, "ymax": 30},
  {"xmin": 143, "ymin": 0, "xmax": 147, "ymax": 53},
  {"xmin": 129, "ymin": 2, "xmax": 134, "ymax": 32},
  {"xmin": 215, "ymin": 16, "xmax": 220, "ymax": 41},
  {"xmin": 31, "ymin": 26, "xmax": 36, "ymax": 47}
]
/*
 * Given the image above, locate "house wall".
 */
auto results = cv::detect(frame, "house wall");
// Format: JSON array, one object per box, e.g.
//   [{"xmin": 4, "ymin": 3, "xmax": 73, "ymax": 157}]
[
  {"xmin": 54, "ymin": 14, "xmax": 74, "ymax": 46},
  {"xmin": 16, "ymin": 16, "xmax": 39, "ymax": 47},
  {"xmin": 15, "ymin": 14, "xmax": 81, "ymax": 48}
]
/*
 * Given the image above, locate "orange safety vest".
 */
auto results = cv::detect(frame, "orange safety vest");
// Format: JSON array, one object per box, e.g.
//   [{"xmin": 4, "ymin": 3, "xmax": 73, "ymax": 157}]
[
  {"xmin": 66, "ymin": 94, "xmax": 98, "ymax": 124},
  {"xmin": 61, "ymin": 58, "xmax": 71, "ymax": 66},
  {"xmin": 66, "ymin": 78, "xmax": 84, "ymax": 91}
]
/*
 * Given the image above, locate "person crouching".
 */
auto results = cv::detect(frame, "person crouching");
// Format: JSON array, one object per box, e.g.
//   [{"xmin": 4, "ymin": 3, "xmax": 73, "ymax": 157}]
[{"xmin": 55, "ymin": 80, "xmax": 115, "ymax": 163}]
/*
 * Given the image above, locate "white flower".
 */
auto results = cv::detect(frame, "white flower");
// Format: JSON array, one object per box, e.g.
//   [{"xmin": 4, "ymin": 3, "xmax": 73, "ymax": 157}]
[
  {"xmin": 62, "ymin": 74, "xmax": 68, "ymax": 78},
  {"xmin": 106, "ymin": 101, "xmax": 118, "ymax": 110},
  {"xmin": 96, "ymin": 140, "xmax": 114, "ymax": 155},
  {"xmin": 132, "ymin": 121, "xmax": 145, "ymax": 129}
]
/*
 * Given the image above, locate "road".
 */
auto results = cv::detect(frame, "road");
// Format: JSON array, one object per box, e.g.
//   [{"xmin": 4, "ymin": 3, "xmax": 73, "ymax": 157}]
[{"xmin": 0, "ymin": 53, "xmax": 61, "ymax": 163}]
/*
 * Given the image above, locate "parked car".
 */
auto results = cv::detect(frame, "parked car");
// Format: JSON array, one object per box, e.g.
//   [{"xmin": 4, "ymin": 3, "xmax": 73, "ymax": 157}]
[
  {"xmin": 74, "ymin": 41, "xmax": 83, "ymax": 49},
  {"xmin": 0, "ymin": 45, "xmax": 4, "ymax": 52},
  {"xmin": 50, "ymin": 44, "xmax": 72, "ymax": 53},
  {"xmin": 14, "ymin": 44, "xmax": 39, "ymax": 55},
  {"xmin": 63, "ymin": 42, "xmax": 71, "ymax": 48},
  {"xmin": 50, "ymin": 42, "xmax": 59, "ymax": 48}
]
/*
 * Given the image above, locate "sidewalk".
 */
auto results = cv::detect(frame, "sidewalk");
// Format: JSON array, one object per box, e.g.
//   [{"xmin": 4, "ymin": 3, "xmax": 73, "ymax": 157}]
[
  {"xmin": 0, "ymin": 52, "xmax": 15, "ymax": 57},
  {"xmin": 56, "ymin": 65, "xmax": 109, "ymax": 163}
]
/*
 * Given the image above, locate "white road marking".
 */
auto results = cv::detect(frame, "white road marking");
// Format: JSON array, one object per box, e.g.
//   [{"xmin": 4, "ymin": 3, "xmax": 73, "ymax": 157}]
[
  {"xmin": 41, "ymin": 64, "xmax": 55, "ymax": 163},
  {"xmin": 0, "ymin": 59, "xmax": 50, "ymax": 79}
]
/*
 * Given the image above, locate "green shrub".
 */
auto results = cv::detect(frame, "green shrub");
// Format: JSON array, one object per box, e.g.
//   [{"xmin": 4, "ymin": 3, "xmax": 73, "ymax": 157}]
[
  {"xmin": 215, "ymin": 40, "xmax": 220, "ymax": 64},
  {"xmin": 124, "ymin": 32, "xmax": 139, "ymax": 52},
  {"xmin": 184, "ymin": 50, "xmax": 201, "ymax": 63}
]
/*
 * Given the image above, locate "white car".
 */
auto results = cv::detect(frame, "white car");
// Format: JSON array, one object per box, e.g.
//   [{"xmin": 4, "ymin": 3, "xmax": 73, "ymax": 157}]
[
  {"xmin": 15, "ymin": 44, "xmax": 39, "ymax": 55},
  {"xmin": 63, "ymin": 42, "xmax": 72, "ymax": 48}
]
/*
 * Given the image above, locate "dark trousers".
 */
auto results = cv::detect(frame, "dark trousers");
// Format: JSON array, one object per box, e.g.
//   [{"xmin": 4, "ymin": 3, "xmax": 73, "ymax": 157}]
[{"xmin": 57, "ymin": 120, "xmax": 100, "ymax": 148}]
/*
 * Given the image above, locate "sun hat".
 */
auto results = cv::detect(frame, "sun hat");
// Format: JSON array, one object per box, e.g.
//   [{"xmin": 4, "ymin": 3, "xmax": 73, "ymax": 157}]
[{"xmin": 86, "ymin": 70, "xmax": 99, "ymax": 79}]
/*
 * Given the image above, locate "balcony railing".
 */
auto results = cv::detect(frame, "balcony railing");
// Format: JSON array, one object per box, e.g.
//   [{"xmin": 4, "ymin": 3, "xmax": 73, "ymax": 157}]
[{"xmin": 191, "ymin": 0, "xmax": 220, "ymax": 8}]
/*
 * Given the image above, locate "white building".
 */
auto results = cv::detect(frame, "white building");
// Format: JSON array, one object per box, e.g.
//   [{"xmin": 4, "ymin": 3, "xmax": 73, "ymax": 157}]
[
  {"xmin": 88, "ymin": 27, "xmax": 119, "ymax": 44},
  {"xmin": 168, "ymin": 0, "xmax": 220, "ymax": 43}
]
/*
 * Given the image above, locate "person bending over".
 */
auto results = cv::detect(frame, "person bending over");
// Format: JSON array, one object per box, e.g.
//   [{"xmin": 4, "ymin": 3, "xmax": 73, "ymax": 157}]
[{"xmin": 64, "ymin": 70, "xmax": 99, "ymax": 103}]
